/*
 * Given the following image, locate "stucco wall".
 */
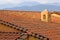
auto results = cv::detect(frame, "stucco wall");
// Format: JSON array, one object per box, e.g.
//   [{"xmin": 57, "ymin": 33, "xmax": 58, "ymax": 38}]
[{"xmin": 51, "ymin": 14, "xmax": 60, "ymax": 23}]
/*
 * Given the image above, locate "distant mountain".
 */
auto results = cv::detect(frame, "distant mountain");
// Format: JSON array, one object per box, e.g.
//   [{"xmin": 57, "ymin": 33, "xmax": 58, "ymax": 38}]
[
  {"xmin": 50, "ymin": 3, "xmax": 60, "ymax": 6},
  {"xmin": 5, "ymin": 2, "xmax": 60, "ymax": 11},
  {"xmin": 19, "ymin": 2, "xmax": 40, "ymax": 6}
]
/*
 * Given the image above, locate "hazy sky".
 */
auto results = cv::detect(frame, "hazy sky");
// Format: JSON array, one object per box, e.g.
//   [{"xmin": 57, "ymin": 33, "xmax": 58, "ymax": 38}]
[
  {"xmin": 0, "ymin": 0, "xmax": 60, "ymax": 9},
  {"xmin": 0, "ymin": 0, "xmax": 60, "ymax": 4}
]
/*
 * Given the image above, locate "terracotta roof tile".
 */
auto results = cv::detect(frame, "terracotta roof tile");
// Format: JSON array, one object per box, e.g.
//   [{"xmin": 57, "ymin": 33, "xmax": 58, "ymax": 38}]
[
  {"xmin": 0, "ymin": 10, "xmax": 60, "ymax": 40},
  {"xmin": 0, "ymin": 31, "xmax": 20, "ymax": 40}
]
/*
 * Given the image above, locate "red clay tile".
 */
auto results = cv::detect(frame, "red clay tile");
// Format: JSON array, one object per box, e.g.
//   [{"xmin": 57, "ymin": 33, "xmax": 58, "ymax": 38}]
[{"xmin": 0, "ymin": 10, "xmax": 60, "ymax": 40}]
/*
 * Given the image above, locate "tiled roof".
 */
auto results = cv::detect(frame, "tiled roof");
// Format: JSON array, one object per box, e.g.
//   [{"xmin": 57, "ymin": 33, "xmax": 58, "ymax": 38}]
[
  {"xmin": 0, "ymin": 19, "xmax": 47, "ymax": 40},
  {"xmin": 0, "ymin": 31, "xmax": 20, "ymax": 40},
  {"xmin": 0, "ymin": 10, "xmax": 60, "ymax": 40},
  {"xmin": 0, "ymin": 20, "xmax": 28, "ymax": 40},
  {"xmin": 0, "ymin": 31, "xmax": 30, "ymax": 40}
]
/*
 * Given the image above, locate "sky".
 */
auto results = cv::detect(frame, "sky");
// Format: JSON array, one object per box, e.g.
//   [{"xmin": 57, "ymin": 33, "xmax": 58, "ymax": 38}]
[{"xmin": 0, "ymin": 0, "xmax": 60, "ymax": 9}]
